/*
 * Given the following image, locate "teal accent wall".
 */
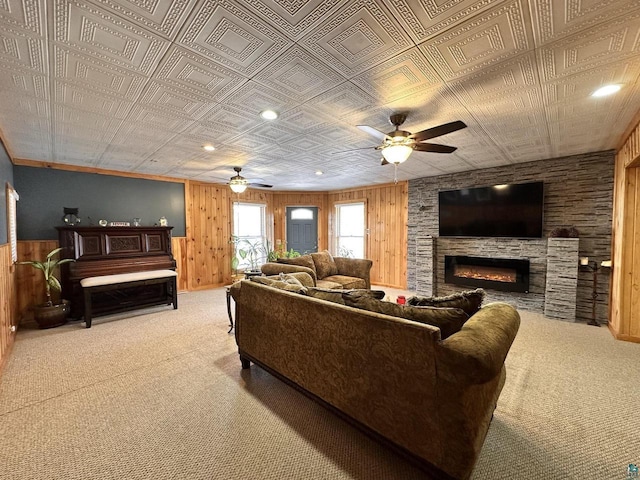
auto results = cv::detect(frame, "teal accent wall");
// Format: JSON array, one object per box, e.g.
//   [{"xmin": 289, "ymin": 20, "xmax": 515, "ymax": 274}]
[
  {"xmin": 0, "ymin": 142, "xmax": 14, "ymax": 245},
  {"xmin": 14, "ymin": 166, "xmax": 186, "ymax": 240}
]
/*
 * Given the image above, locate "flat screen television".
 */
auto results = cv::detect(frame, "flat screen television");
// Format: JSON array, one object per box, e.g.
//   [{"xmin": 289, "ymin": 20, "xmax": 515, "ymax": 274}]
[{"xmin": 438, "ymin": 181, "xmax": 544, "ymax": 238}]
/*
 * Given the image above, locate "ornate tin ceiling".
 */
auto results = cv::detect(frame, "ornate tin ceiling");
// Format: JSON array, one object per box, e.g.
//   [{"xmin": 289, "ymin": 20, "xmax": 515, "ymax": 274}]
[{"xmin": 0, "ymin": 0, "xmax": 639, "ymax": 190}]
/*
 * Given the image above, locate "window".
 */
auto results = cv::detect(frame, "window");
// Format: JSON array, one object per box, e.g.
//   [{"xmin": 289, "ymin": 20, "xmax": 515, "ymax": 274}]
[
  {"xmin": 6, "ymin": 183, "xmax": 19, "ymax": 263},
  {"xmin": 233, "ymin": 202, "xmax": 267, "ymax": 270},
  {"xmin": 335, "ymin": 202, "xmax": 365, "ymax": 259}
]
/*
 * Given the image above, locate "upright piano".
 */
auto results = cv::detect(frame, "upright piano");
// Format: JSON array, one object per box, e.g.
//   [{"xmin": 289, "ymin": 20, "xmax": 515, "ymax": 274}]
[{"xmin": 57, "ymin": 226, "xmax": 177, "ymax": 319}]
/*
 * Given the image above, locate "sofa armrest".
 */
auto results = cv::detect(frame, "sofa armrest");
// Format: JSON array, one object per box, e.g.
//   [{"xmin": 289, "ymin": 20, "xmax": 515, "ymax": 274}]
[
  {"xmin": 260, "ymin": 262, "xmax": 317, "ymax": 284},
  {"xmin": 333, "ymin": 257, "xmax": 372, "ymax": 289},
  {"xmin": 435, "ymin": 302, "xmax": 520, "ymax": 385}
]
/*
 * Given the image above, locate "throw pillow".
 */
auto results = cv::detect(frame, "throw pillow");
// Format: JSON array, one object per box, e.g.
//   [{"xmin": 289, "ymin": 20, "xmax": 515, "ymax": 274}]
[
  {"xmin": 307, "ymin": 288, "xmax": 385, "ymax": 305},
  {"xmin": 276, "ymin": 254, "xmax": 316, "ymax": 274},
  {"xmin": 278, "ymin": 273, "xmax": 304, "ymax": 286},
  {"xmin": 342, "ymin": 295, "xmax": 468, "ymax": 339},
  {"xmin": 311, "ymin": 250, "xmax": 338, "ymax": 279},
  {"xmin": 407, "ymin": 289, "xmax": 485, "ymax": 316},
  {"xmin": 250, "ymin": 275, "xmax": 307, "ymax": 294}
]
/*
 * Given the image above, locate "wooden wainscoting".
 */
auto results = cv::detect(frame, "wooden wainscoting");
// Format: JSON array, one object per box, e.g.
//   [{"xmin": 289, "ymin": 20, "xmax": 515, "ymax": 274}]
[
  {"xmin": 0, "ymin": 243, "xmax": 17, "ymax": 373},
  {"xmin": 610, "ymin": 118, "xmax": 640, "ymax": 342},
  {"xmin": 171, "ymin": 237, "xmax": 188, "ymax": 291}
]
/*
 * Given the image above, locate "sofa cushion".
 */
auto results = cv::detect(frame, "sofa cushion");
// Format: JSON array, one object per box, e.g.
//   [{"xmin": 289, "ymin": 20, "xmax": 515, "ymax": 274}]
[
  {"xmin": 250, "ymin": 275, "xmax": 307, "ymax": 294},
  {"xmin": 277, "ymin": 254, "xmax": 316, "ymax": 274},
  {"xmin": 311, "ymin": 250, "xmax": 338, "ymax": 279},
  {"xmin": 277, "ymin": 272, "xmax": 314, "ymax": 288},
  {"xmin": 316, "ymin": 279, "xmax": 344, "ymax": 289},
  {"xmin": 323, "ymin": 274, "xmax": 367, "ymax": 289},
  {"xmin": 342, "ymin": 295, "xmax": 469, "ymax": 339},
  {"xmin": 307, "ymin": 287, "xmax": 385, "ymax": 305},
  {"xmin": 407, "ymin": 289, "xmax": 485, "ymax": 316}
]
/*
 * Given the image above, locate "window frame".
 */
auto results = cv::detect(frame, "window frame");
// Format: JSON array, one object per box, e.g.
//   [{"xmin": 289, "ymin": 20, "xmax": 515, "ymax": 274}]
[
  {"xmin": 6, "ymin": 183, "xmax": 19, "ymax": 263},
  {"xmin": 334, "ymin": 200, "xmax": 367, "ymax": 259},
  {"xmin": 232, "ymin": 201, "xmax": 268, "ymax": 270}
]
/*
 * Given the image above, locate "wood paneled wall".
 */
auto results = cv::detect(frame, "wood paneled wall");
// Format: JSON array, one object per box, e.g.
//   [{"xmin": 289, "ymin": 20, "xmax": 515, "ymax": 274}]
[
  {"xmin": 271, "ymin": 192, "xmax": 329, "ymax": 251},
  {"xmin": 610, "ymin": 118, "xmax": 640, "ymax": 342},
  {"xmin": 0, "ymin": 243, "xmax": 17, "ymax": 372},
  {"xmin": 328, "ymin": 182, "xmax": 408, "ymax": 288}
]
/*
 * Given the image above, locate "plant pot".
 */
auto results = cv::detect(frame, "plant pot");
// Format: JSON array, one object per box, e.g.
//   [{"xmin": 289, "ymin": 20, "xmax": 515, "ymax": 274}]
[{"xmin": 33, "ymin": 300, "xmax": 70, "ymax": 329}]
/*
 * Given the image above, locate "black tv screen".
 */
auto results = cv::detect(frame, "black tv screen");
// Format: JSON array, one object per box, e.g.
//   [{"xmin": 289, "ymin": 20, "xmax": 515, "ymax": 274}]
[{"xmin": 438, "ymin": 182, "xmax": 544, "ymax": 238}]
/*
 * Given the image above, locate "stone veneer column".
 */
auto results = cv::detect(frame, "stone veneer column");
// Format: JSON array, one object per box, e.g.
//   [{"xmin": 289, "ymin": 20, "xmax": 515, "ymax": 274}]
[
  {"xmin": 415, "ymin": 236, "xmax": 435, "ymax": 297},
  {"xmin": 544, "ymin": 238, "xmax": 579, "ymax": 321}
]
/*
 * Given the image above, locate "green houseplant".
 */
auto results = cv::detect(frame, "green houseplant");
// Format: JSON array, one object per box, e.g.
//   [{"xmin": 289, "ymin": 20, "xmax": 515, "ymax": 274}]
[
  {"xmin": 237, "ymin": 239, "xmax": 266, "ymax": 276},
  {"xmin": 20, "ymin": 247, "xmax": 74, "ymax": 329}
]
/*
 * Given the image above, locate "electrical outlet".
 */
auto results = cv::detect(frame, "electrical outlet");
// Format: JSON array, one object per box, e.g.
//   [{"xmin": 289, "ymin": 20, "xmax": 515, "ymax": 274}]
[{"xmin": 10, "ymin": 325, "xmax": 16, "ymax": 333}]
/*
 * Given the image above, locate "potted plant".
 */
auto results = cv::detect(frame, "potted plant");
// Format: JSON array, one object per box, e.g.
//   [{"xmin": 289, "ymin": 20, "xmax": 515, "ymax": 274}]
[
  {"xmin": 20, "ymin": 247, "xmax": 74, "ymax": 329},
  {"xmin": 237, "ymin": 239, "xmax": 266, "ymax": 278}
]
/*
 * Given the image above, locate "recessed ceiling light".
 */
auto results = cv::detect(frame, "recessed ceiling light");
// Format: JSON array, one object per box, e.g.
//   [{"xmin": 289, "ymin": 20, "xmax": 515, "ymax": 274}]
[
  {"xmin": 260, "ymin": 110, "xmax": 278, "ymax": 120},
  {"xmin": 315, "ymin": 170, "xmax": 323, "ymax": 175},
  {"xmin": 202, "ymin": 144, "xmax": 215, "ymax": 152},
  {"xmin": 591, "ymin": 84, "xmax": 622, "ymax": 97}
]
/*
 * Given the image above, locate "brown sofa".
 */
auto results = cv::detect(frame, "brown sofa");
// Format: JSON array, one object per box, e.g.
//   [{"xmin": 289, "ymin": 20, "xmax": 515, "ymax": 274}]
[
  {"xmin": 260, "ymin": 251, "xmax": 372, "ymax": 289},
  {"xmin": 235, "ymin": 281, "xmax": 520, "ymax": 479}
]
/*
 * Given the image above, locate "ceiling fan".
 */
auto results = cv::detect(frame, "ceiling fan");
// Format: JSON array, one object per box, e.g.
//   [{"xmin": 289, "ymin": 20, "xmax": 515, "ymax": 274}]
[
  {"xmin": 228, "ymin": 167, "xmax": 273, "ymax": 193},
  {"xmin": 357, "ymin": 113, "xmax": 467, "ymax": 165}
]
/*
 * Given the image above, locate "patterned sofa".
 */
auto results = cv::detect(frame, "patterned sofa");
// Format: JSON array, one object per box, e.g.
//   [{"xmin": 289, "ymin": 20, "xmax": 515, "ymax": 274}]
[
  {"xmin": 260, "ymin": 250, "xmax": 372, "ymax": 289},
  {"xmin": 235, "ymin": 280, "xmax": 520, "ymax": 480}
]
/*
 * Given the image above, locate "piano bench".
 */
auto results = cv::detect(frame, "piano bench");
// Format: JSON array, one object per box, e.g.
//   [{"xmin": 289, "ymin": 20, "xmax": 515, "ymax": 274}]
[{"xmin": 80, "ymin": 270, "xmax": 178, "ymax": 328}]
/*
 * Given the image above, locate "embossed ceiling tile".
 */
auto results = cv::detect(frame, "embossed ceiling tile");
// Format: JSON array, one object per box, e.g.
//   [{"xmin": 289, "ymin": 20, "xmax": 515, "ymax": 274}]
[
  {"xmin": 413, "ymin": 155, "xmax": 476, "ymax": 174},
  {"xmin": 177, "ymin": 0, "xmax": 288, "ymax": 75},
  {"xmin": 540, "ymin": 60, "xmax": 640, "ymax": 106},
  {"xmin": 0, "ymin": 66, "xmax": 48, "ymax": 99},
  {"xmin": 253, "ymin": 45, "xmax": 345, "ymax": 102},
  {"xmin": 537, "ymin": 14, "xmax": 640, "ymax": 81},
  {"xmin": 530, "ymin": 0, "xmax": 640, "ymax": 46},
  {"xmin": 0, "ymin": 0, "xmax": 44, "ymax": 34},
  {"xmin": 1, "ymin": 95, "xmax": 50, "ymax": 120},
  {"xmin": 383, "ymin": 0, "xmax": 501, "ymax": 43},
  {"xmin": 300, "ymin": 0, "xmax": 412, "ymax": 77},
  {"xmin": 199, "ymin": 103, "xmax": 262, "ymax": 134},
  {"xmin": 54, "ymin": 104, "xmax": 123, "ymax": 140},
  {"xmin": 54, "ymin": 0, "xmax": 171, "ymax": 74},
  {"xmin": 54, "ymin": 81, "xmax": 133, "ymax": 118},
  {"xmin": 54, "ymin": 46, "xmax": 147, "ymax": 100},
  {"xmin": 0, "ymin": 24, "xmax": 47, "ymax": 73},
  {"xmin": 237, "ymin": 0, "xmax": 347, "ymax": 39},
  {"xmin": 123, "ymin": 105, "xmax": 194, "ymax": 133},
  {"xmin": 153, "ymin": 46, "xmax": 247, "ymax": 101},
  {"xmin": 220, "ymin": 80, "xmax": 300, "ymax": 114},
  {"xmin": 351, "ymin": 47, "xmax": 441, "ymax": 104},
  {"xmin": 276, "ymin": 106, "xmax": 335, "ymax": 133},
  {"xmin": 137, "ymin": 80, "xmax": 216, "ymax": 119},
  {"xmin": 54, "ymin": 136, "xmax": 110, "ymax": 162},
  {"xmin": 180, "ymin": 121, "xmax": 239, "ymax": 148},
  {"xmin": 304, "ymin": 82, "xmax": 379, "ymax": 122},
  {"xmin": 447, "ymin": 51, "xmax": 539, "ymax": 104},
  {"xmin": 419, "ymin": 0, "xmax": 534, "ymax": 81},
  {"xmin": 84, "ymin": 0, "xmax": 198, "ymax": 39}
]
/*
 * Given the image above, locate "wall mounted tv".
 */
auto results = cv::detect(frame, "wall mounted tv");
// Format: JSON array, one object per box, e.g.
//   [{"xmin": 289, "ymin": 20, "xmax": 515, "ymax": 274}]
[{"xmin": 438, "ymin": 181, "xmax": 544, "ymax": 238}]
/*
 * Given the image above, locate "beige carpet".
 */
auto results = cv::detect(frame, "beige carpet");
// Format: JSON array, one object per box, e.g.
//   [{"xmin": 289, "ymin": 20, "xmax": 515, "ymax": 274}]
[{"xmin": 0, "ymin": 287, "xmax": 639, "ymax": 479}]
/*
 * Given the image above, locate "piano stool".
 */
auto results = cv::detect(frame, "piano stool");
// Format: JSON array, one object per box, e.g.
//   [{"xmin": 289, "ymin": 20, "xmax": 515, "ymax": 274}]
[{"xmin": 80, "ymin": 270, "xmax": 178, "ymax": 328}]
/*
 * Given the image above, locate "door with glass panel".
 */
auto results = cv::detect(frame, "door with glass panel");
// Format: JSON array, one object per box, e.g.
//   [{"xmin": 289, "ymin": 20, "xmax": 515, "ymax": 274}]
[{"xmin": 286, "ymin": 207, "xmax": 318, "ymax": 254}]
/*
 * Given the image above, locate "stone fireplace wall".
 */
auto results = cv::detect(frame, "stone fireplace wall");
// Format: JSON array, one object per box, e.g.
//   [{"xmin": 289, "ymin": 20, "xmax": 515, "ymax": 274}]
[{"xmin": 407, "ymin": 151, "xmax": 614, "ymax": 323}]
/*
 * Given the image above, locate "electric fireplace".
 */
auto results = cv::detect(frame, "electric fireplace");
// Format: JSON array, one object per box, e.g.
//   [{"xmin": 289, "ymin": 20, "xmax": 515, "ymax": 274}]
[{"xmin": 444, "ymin": 255, "xmax": 530, "ymax": 293}]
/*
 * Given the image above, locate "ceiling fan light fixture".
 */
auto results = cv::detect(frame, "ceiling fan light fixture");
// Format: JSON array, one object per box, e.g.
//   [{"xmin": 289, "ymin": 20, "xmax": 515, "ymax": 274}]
[
  {"xmin": 229, "ymin": 177, "xmax": 248, "ymax": 193},
  {"xmin": 381, "ymin": 144, "xmax": 413, "ymax": 164}
]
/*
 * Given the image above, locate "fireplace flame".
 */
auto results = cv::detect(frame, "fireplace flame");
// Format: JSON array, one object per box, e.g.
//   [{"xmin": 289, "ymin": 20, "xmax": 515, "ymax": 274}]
[{"xmin": 454, "ymin": 265, "xmax": 517, "ymax": 283}]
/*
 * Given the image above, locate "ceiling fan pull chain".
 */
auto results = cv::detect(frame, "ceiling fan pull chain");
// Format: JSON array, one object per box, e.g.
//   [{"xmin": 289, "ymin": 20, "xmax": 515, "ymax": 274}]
[{"xmin": 394, "ymin": 163, "xmax": 398, "ymax": 184}]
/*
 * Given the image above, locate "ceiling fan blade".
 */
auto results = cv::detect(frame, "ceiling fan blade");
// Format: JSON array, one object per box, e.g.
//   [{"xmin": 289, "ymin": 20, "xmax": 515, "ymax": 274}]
[
  {"xmin": 331, "ymin": 146, "xmax": 377, "ymax": 155},
  {"xmin": 381, "ymin": 158, "xmax": 390, "ymax": 166},
  {"xmin": 249, "ymin": 183, "xmax": 273, "ymax": 188},
  {"xmin": 413, "ymin": 143, "xmax": 457, "ymax": 153},
  {"xmin": 412, "ymin": 121, "xmax": 467, "ymax": 142},
  {"xmin": 357, "ymin": 125, "xmax": 390, "ymax": 141}
]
